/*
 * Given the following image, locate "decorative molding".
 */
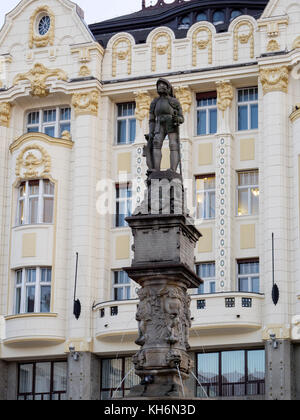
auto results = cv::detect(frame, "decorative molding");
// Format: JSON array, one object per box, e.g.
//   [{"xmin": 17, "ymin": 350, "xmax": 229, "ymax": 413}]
[
  {"xmin": 192, "ymin": 26, "xmax": 212, "ymax": 66},
  {"xmin": 151, "ymin": 32, "xmax": 172, "ymax": 72},
  {"xmin": 174, "ymin": 86, "xmax": 193, "ymax": 114},
  {"xmin": 71, "ymin": 43, "xmax": 105, "ymax": 63},
  {"xmin": 134, "ymin": 91, "xmax": 151, "ymax": 126},
  {"xmin": 293, "ymin": 36, "xmax": 300, "ymax": 50},
  {"xmin": 267, "ymin": 39, "xmax": 280, "ymax": 52},
  {"xmin": 233, "ymin": 20, "xmax": 254, "ymax": 61},
  {"xmin": 79, "ymin": 65, "xmax": 91, "ymax": 77},
  {"xmin": 15, "ymin": 144, "xmax": 51, "ymax": 179},
  {"xmin": 72, "ymin": 90, "xmax": 99, "ymax": 116},
  {"xmin": 216, "ymin": 80, "xmax": 234, "ymax": 112},
  {"xmin": 257, "ymin": 18, "xmax": 289, "ymax": 38},
  {"xmin": 290, "ymin": 105, "xmax": 300, "ymax": 123},
  {"xmin": 14, "ymin": 63, "xmax": 68, "ymax": 97},
  {"xmin": 0, "ymin": 102, "xmax": 12, "ymax": 127},
  {"xmin": 112, "ymin": 37, "xmax": 132, "ymax": 77},
  {"xmin": 260, "ymin": 66, "xmax": 289, "ymax": 95},
  {"xmin": 10, "ymin": 132, "xmax": 74, "ymax": 153},
  {"xmin": 29, "ymin": 6, "xmax": 55, "ymax": 49}
]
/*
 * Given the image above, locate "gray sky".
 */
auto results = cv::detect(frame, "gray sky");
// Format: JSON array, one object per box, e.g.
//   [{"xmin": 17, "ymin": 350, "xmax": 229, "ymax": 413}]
[{"xmin": 0, "ymin": 0, "xmax": 143, "ymax": 27}]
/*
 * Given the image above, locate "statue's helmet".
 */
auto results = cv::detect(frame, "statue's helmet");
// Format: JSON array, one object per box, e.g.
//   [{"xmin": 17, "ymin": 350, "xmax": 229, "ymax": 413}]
[{"xmin": 156, "ymin": 78, "xmax": 175, "ymax": 97}]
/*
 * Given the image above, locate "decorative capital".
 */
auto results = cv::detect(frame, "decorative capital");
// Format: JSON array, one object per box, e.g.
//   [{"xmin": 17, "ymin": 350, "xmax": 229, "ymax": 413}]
[
  {"xmin": 134, "ymin": 91, "xmax": 152, "ymax": 125},
  {"xmin": 260, "ymin": 65, "xmax": 289, "ymax": 95},
  {"xmin": 72, "ymin": 90, "xmax": 100, "ymax": 116},
  {"xmin": 14, "ymin": 63, "xmax": 68, "ymax": 97},
  {"xmin": 0, "ymin": 102, "xmax": 12, "ymax": 128},
  {"xmin": 216, "ymin": 80, "xmax": 234, "ymax": 112},
  {"xmin": 16, "ymin": 144, "xmax": 51, "ymax": 179},
  {"xmin": 174, "ymin": 86, "xmax": 193, "ymax": 114}
]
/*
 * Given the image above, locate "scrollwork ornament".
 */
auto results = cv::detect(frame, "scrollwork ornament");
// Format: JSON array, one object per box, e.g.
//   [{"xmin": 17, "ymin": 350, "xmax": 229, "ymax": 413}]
[
  {"xmin": 260, "ymin": 66, "xmax": 289, "ymax": 94},
  {"xmin": 72, "ymin": 90, "xmax": 99, "ymax": 116}
]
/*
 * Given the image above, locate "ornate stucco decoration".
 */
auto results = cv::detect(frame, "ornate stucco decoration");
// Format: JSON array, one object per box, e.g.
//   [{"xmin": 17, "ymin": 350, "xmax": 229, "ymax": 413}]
[
  {"xmin": 174, "ymin": 86, "xmax": 192, "ymax": 114},
  {"xmin": 72, "ymin": 90, "xmax": 99, "ymax": 116},
  {"xmin": 267, "ymin": 39, "xmax": 280, "ymax": 52},
  {"xmin": 0, "ymin": 102, "xmax": 12, "ymax": 128},
  {"xmin": 216, "ymin": 80, "xmax": 234, "ymax": 113},
  {"xmin": 293, "ymin": 36, "xmax": 300, "ymax": 50},
  {"xmin": 290, "ymin": 104, "xmax": 300, "ymax": 123},
  {"xmin": 29, "ymin": 6, "xmax": 55, "ymax": 49},
  {"xmin": 14, "ymin": 63, "xmax": 68, "ymax": 97},
  {"xmin": 134, "ymin": 91, "xmax": 152, "ymax": 126},
  {"xmin": 79, "ymin": 65, "xmax": 91, "ymax": 77},
  {"xmin": 16, "ymin": 144, "xmax": 51, "ymax": 179},
  {"xmin": 233, "ymin": 21, "xmax": 255, "ymax": 61},
  {"xmin": 192, "ymin": 27, "xmax": 213, "ymax": 66},
  {"xmin": 260, "ymin": 66, "xmax": 289, "ymax": 94},
  {"xmin": 151, "ymin": 32, "xmax": 172, "ymax": 72},
  {"xmin": 112, "ymin": 38, "xmax": 132, "ymax": 77}
]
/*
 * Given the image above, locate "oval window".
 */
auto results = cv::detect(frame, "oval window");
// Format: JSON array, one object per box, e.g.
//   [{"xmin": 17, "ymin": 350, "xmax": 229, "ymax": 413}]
[{"xmin": 38, "ymin": 15, "xmax": 51, "ymax": 36}]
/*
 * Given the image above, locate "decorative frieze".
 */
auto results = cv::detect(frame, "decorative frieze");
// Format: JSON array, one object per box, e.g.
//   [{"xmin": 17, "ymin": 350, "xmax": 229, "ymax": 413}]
[
  {"xmin": 14, "ymin": 63, "xmax": 68, "ymax": 97},
  {"xmin": 72, "ymin": 90, "xmax": 99, "ymax": 116},
  {"xmin": 16, "ymin": 144, "xmax": 51, "ymax": 179},
  {"xmin": 0, "ymin": 102, "xmax": 12, "ymax": 128},
  {"xmin": 260, "ymin": 66, "xmax": 289, "ymax": 95},
  {"xmin": 29, "ymin": 6, "xmax": 55, "ymax": 49}
]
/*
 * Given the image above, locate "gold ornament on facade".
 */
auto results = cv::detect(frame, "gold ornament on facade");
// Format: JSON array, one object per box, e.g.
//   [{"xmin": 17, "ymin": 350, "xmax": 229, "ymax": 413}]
[
  {"xmin": 233, "ymin": 21, "xmax": 254, "ymax": 61},
  {"xmin": 174, "ymin": 86, "xmax": 192, "ymax": 114},
  {"xmin": 112, "ymin": 38, "xmax": 132, "ymax": 77},
  {"xmin": 192, "ymin": 27, "xmax": 213, "ymax": 66},
  {"xmin": 290, "ymin": 104, "xmax": 300, "ymax": 123},
  {"xmin": 151, "ymin": 32, "xmax": 172, "ymax": 72},
  {"xmin": 79, "ymin": 65, "xmax": 91, "ymax": 77},
  {"xmin": 14, "ymin": 63, "xmax": 68, "ymax": 97},
  {"xmin": 29, "ymin": 6, "xmax": 55, "ymax": 49},
  {"xmin": 134, "ymin": 91, "xmax": 151, "ymax": 126},
  {"xmin": 72, "ymin": 90, "xmax": 99, "ymax": 116},
  {"xmin": 292, "ymin": 36, "xmax": 300, "ymax": 50},
  {"xmin": 216, "ymin": 80, "xmax": 234, "ymax": 113},
  {"xmin": 267, "ymin": 39, "xmax": 280, "ymax": 52},
  {"xmin": 260, "ymin": 66, "xmax": 289, "ymax": 95},
  {"xmin": 0, "ymin": 102, "xmax": 12, "ymax": 128},
  {"xmin": 16, "ymin": 144, "xmax": 51, "ymax": 179}
]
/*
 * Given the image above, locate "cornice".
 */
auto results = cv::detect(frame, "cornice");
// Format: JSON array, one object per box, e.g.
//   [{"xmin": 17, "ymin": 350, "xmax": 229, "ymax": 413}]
[{"xmin": 10, "ymin": 132, "xmax": 74, "ymax": 153}]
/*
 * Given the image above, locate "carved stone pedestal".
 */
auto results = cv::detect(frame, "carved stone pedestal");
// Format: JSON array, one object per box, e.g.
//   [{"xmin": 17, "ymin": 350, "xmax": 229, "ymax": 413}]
[{"xmin": 124, "ymin": 173, "xmax": 202, "ymax": 399}]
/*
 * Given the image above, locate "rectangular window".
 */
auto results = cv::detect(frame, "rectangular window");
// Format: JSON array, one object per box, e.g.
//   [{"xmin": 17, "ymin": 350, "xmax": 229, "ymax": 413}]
[
  {"xmin": 113, "ymin": 271, "xmax": 132, "ymax": 301},
  {"xmin": 26, "ymin": 107, "xmax": 71, "ymax": 138},
  {"xmin": 196, "ymin": 175, "xmax": 216, "ymax": 220},
  {"xmin": 14, "ymin": 268, "xmax": 52, "ymax": 315},
  {"xmin": 101, "ymin": 357, "xmax": 140, "ymax": 400},
  {"xmin": 18, "ymin": 361, "xmax": 67, "ymax": 400},
  {"xmin": 197, "ymin": 349, "xmax": 265, "ymax": 398},
  {"xmin": 238, "ymin": 260, "xmax": 260, "ymax": 293},
  {"xmin": 237, "ymin": 170, "xmax": 259, "ymax": 216},
  {"xmin": 116, "ymin": 102, "xmax": 136, "ymax": 145},
  {"xmin": 196, "ymin": 262, "xmax": 216, "ymax": 294},
  {"xmin": 115, "ymin": 184, "xmax": 132, "ymax": 228},
  {"xmin": 17, "ymin": 179, "xmax": 55, "ymax": 226},
  {"xmin": 196, "ymin": 93, "xmax": 218, "ymax": 136},
  {"xmin": 238, "ymin": 87, "xmax": 258, "ymax": 131}
]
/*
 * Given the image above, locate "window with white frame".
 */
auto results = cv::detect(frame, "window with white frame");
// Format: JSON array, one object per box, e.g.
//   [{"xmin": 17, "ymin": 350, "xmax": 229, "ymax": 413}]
[
  {"xmin": 14, "ymin": 267, "xmax": 52, "ymax": 315},
  {"xmin": 237, "ymin": 87, "xmax": 258, "ymax": 131},
  {"xmin": 237, "ymin": 260, "xmax": 260, "ymax": 293},
  {"xmin": 26, "ymin": 107, "xmax": 71, "ymax": 138},
  {"xmin": 196, "ymin": 263, "xmax": 216, "ymax": 294},
  {"xmin": 196, "ymin": 175, "xmax": 216, "ymax": 220},
  {"xmin": 17, "ymin": 179, "xmax": 55, "ymax": 226},
  {"xmin": 112, "ymin": 271, "xmax": 135, "ymax": 301},
  {"xmin": 116, "ymin": 102, "xmax": 136, "ymax": 145},
  {"xmin": 237, "ymin": 170, "xmax": 259, "ymax": 216},
  {"xmin": 115, "ymin": 183, "xmax": 132, "ymax": 228},
  {"xmin": 196, "ymin": 93, "xmax": 218, "ymax": 136}
]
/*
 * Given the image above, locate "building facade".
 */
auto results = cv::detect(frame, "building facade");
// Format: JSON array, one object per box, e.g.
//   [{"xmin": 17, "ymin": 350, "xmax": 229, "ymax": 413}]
[{"xmin": 0, "ymin": 0, "xmax": 300, "ymax": 400}]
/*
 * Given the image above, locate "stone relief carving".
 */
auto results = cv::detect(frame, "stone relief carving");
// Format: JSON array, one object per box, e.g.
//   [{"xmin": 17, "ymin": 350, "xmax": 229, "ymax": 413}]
[
  {"xmin": 174, "ymin": 86, "xmax": 192, "ymax": 114},
  {"xmin": 16, "ymin": 144, "xmax": 51, "ymax": 179},
  {"xmin": 216, "ymin": 80, "xmax": 234, "ymax": 113},
  {"xmin": 134, "ymin": 91, "xmax": 152, "ymax": 126},
  {"xmin": 151, "ymin": 32, "xmax": 172, "ymax": 72},
  {"xmin": 112, "ymin": 37, "xmax": 132, "ymax": 77},
  {"xmin": 233, "ymin": 20, "xmax": 254, "ymax": 61},
  {"xmin": 14, "ymin": 63, "xmax": 68, "ymax": 97},
  {"xmin": 260, "ymin": 66, "xmax": 289, "ymax": 94},
  {"xmin": 29, "ymin": 6, "xmax": 55, "ymax": 49},
  {"xmin": 192, "ymin": 26, "xmax": 213, "ymax": 66},
  {"xmin": 72, "ymin": 90, "xmax": 99, "ymax": 116},
  {"xmin": 0, "ymin": 102, "xmax": 12, "ymax": 128}
]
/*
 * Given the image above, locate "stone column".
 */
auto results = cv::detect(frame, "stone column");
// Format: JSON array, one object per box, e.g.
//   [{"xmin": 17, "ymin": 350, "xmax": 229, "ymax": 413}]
[
  {"xmin": 215, "ymin": 81, "xmax": 235, "ymax": 292},
  {"xmin": 259, "ymin": 65, "xmax": 292, "ymax": 400},
  {"xmin": 67, "ymin": 352, "xmax": 100, "ymax": 400}
]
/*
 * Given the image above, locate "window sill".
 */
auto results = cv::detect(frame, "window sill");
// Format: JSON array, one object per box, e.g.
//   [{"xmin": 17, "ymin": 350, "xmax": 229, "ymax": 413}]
[{"xmin": 12, "ymin": 223, "xmax": 54, "ymax": 230}]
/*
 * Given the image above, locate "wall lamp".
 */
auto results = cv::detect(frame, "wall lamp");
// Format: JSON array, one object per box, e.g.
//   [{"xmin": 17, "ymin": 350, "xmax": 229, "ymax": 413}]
[
  {"xmin": 69, "ymin": 345, "xmax": 80, "ymax": 362},
  {"xmin": 270, "ymin": 333, "xmax": 279, "ymax": 350}
]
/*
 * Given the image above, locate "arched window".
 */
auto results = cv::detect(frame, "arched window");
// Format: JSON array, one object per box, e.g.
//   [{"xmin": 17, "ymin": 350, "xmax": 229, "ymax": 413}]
[
  {"xmin": 196, "ymin": 12, "xmax": 207, "ymax": 22},
  {"xmin": 17, "ymin": 179, "xmax": 55, "ymax": 226},
  {"xmin": 213, "ymin": 11, "xmax": 225, "ymax": 25},
  {"xmin": 231, "ymin": 10, "xmax": 242, "ymax": 21},
  {"xmin": 178, "ymin": 15, "xmax": 191, "ymax": 29}
]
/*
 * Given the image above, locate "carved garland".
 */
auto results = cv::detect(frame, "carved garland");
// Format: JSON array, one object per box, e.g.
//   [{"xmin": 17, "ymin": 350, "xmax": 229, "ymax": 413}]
[
  {"xmin": 151, "ymin": 32, "xmax": 172, "ymax": 72},
  {"xmin": 192, "ymin": 27, "xmax": 213, "ymax": 66},
  {"xmin": 233, "ymin": 21, "xmax": 254, "ymax": 61},
  {"xmin": 112, "ymin": 38, "xmax": 132, "ymax": 77},
  {"xmin": 29, "ymin": 6, "xmax": 55, "ymax": 49},
  {"xmin": 260, "ymin": 66, "xmax": 289, "ymax": 95},
  {"xmin": 14, "ymin": 63, "xmax": 68, "ymax": 97},
  {"xmin": 16, "ymin": 144, "xmax": 51, "ymax": 179}
]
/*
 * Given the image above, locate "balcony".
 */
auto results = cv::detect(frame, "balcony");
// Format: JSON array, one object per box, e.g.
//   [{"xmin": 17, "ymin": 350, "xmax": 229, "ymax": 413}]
[
  {"xmin": 3, "ymin": 313, "xmax": 65, "ymax": 347},
  {"xmin": 94, "ymin": 293, "xmax": 264, "ymax": 341}
]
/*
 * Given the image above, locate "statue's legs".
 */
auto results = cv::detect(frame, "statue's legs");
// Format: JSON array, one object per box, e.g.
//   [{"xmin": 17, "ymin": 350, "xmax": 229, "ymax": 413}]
[
  {"xmin": 153, "ymin": 128, "xmax": 166, "ymax": 171},
  {"xmin": 169, "ymin": 133, "xmax": 180, "ymax": 172}
]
